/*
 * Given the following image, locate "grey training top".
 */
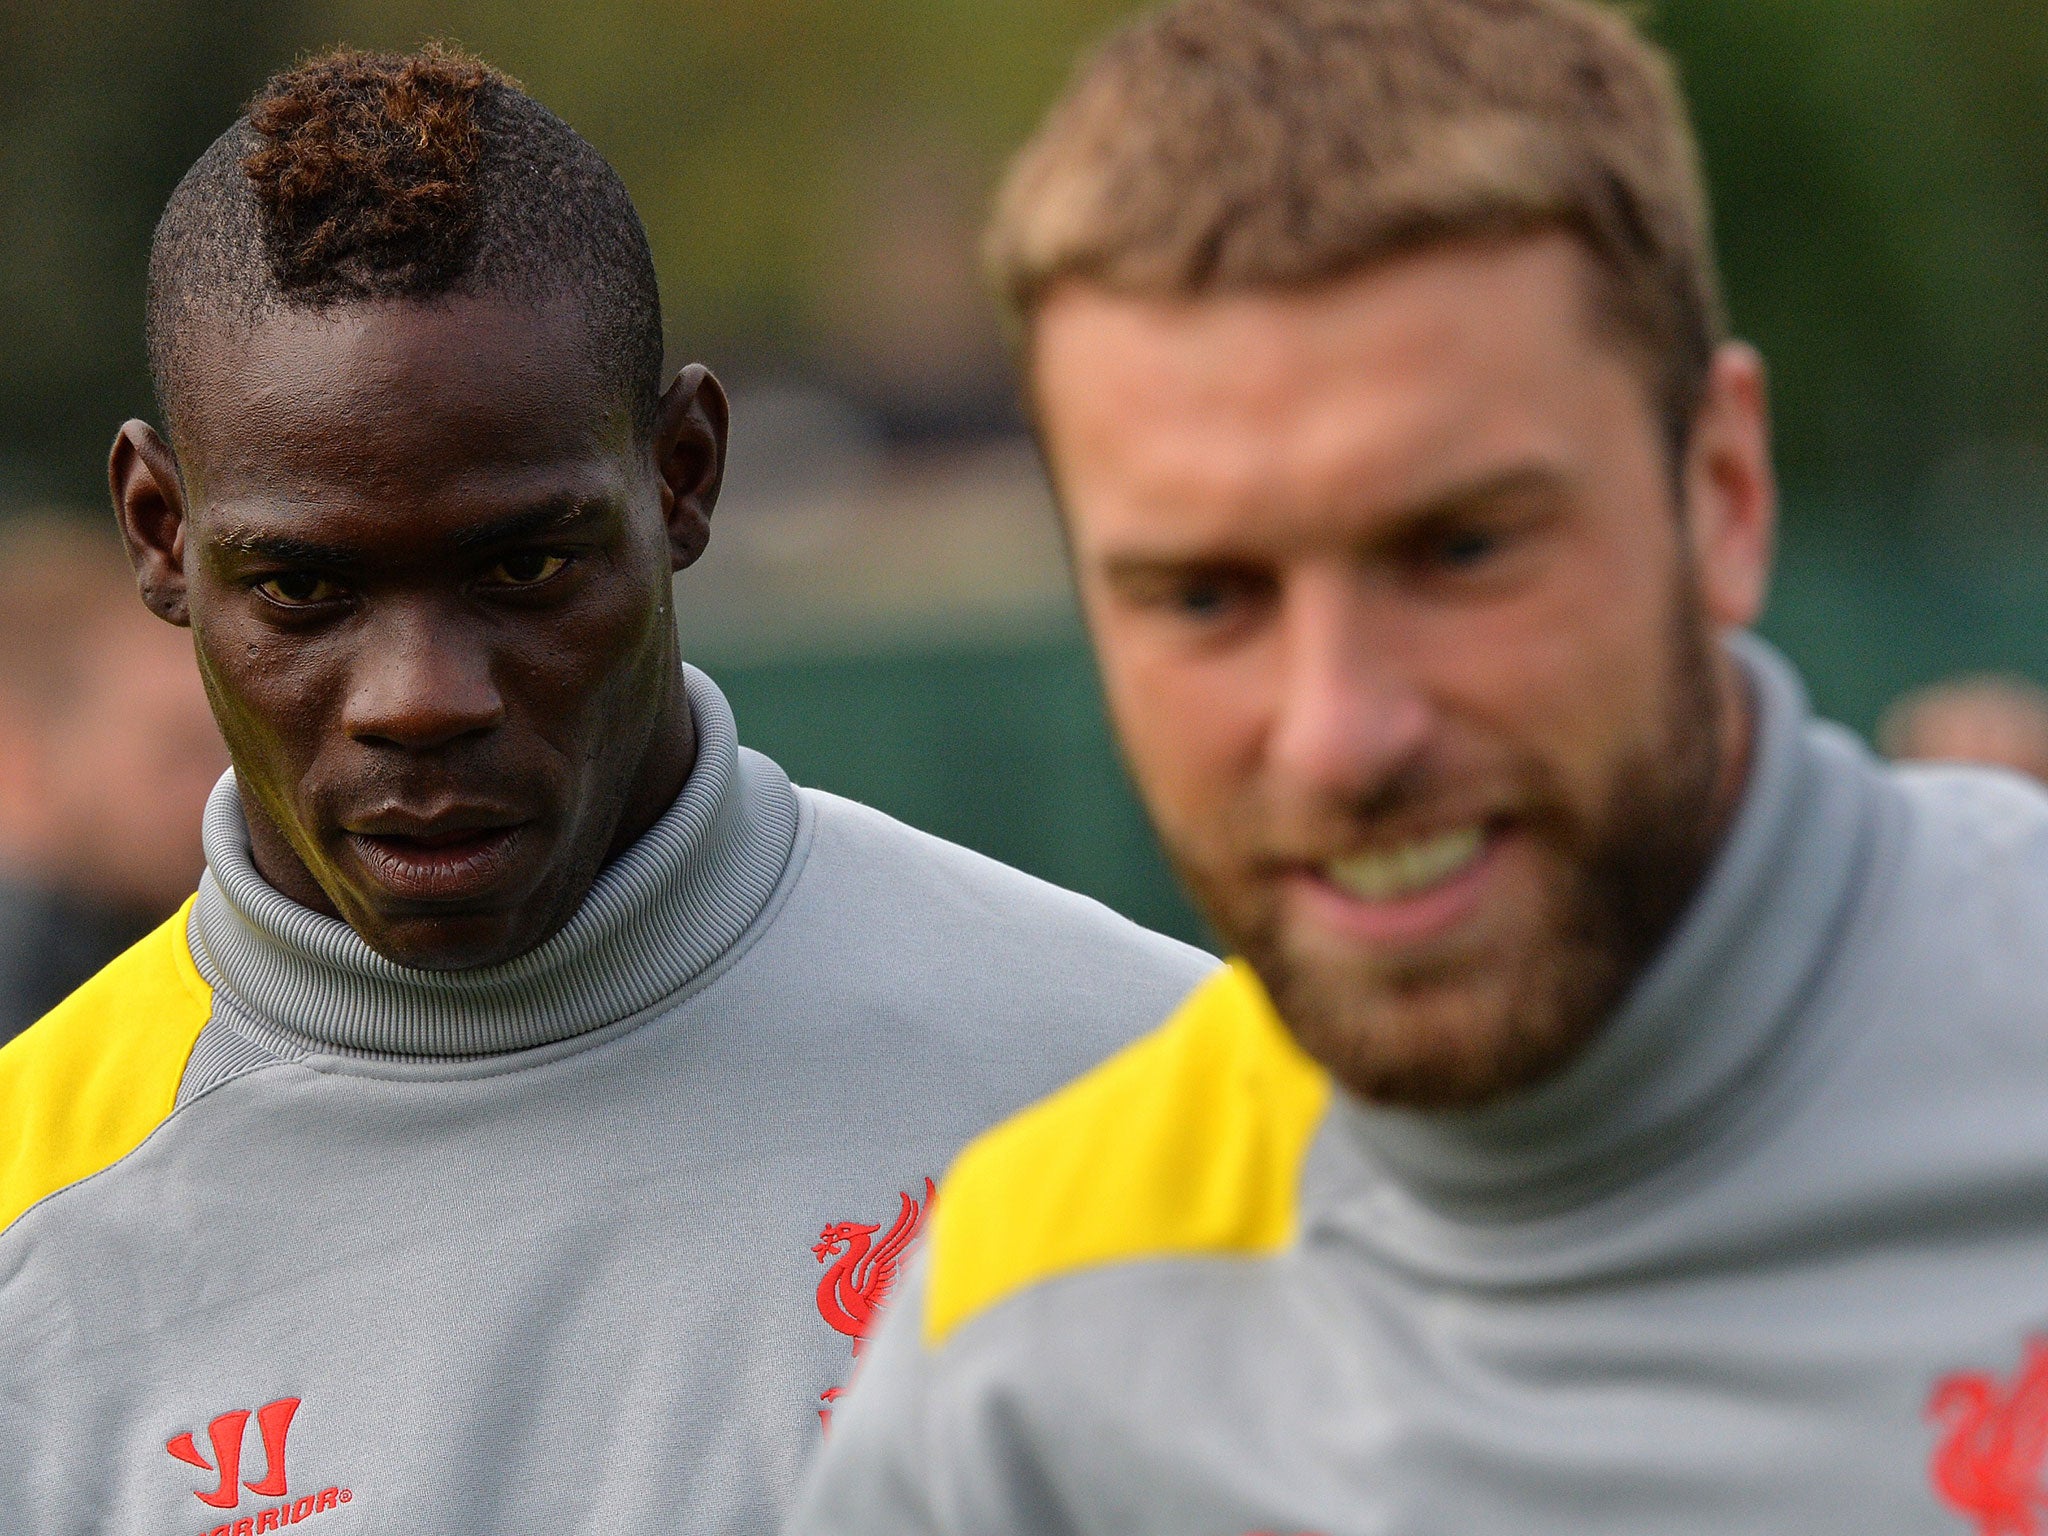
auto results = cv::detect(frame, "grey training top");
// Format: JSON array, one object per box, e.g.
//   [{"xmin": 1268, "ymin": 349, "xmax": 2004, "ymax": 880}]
[
  {"xmin": 0, "ymin": 664, "xmax": 1215, "ymax": 1535},
  {"xmin": 790, "ymin": 637, "xmax": 2048, "ymax": 1536}
]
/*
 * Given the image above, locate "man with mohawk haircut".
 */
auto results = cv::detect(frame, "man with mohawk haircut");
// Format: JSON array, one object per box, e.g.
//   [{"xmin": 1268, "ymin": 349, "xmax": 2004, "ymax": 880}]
[
  {"xmin": 0, "ymin": 47, "xmax": 1212, "ymax": 1532},
  {"xmin": 792, "ymin": 1, "xmax": 2048, "ymax": 1532}
]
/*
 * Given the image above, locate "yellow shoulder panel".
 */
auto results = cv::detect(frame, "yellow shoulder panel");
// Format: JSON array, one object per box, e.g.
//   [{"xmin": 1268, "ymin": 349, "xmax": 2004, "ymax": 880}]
[
  {"xmin": 923, "ymin": 960, "xmax": 1330, "ymax": 1347},
  {"xmin": 0, "ymin": 898, "xmax": 213, "ymax": 1239}
]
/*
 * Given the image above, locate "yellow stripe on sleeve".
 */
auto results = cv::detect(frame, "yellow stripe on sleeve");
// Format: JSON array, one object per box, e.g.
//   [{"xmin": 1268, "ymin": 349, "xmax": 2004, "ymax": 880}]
[
  {"xmin": 0, "ymin": 898, "xmax": 214, "ymax": 1239},
  {"xmin": 924, "ymin": 960, "xmax": 1330, "ymax": 1347}
]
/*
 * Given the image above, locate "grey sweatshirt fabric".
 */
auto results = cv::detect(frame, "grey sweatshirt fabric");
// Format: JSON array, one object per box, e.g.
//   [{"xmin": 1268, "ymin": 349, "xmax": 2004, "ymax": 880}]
[
  {"xmin": 790, "ymin": 636, "xmax": 2048, "ymax": 1536},
  {"xmin": 0, "ymin": 664, "xmax": 1216, "ymax": 1535}
]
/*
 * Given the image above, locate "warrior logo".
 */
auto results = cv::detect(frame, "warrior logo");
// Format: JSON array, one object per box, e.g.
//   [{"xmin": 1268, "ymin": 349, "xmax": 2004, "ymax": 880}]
[
  {"xmin": 1929, "ymin": 1337, "xmax": 2048, "ymax": 1536},
  {"xmin": 168, "ymin": 1399, "xmax": 300, "ymax": 1509},
  {"xmin": 813, "ymin": 1178, "xmax": 936, "ymax": 1428},
  {"xmin": 167, "ymin": 1396, "xmax": 352, "ymax": 1533}
]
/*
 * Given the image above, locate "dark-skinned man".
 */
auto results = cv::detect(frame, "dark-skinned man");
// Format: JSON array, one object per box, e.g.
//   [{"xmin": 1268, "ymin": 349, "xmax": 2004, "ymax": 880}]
[{"xmin": 0, "ymin": 47, "xmax": 1212, "ymax": 1534}]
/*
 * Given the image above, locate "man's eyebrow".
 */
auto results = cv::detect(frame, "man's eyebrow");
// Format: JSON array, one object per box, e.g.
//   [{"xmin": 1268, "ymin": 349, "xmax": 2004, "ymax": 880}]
[
  {"xmin": 450, "ymin": 497, "xmax": 609, "ymax": 551},
  {"xmin": 1099, "ymin": 465, "xmax": 1571, "ymax": 580},
  {"xmin": 210, "ymin": 529, "xmax": 363, "ymax": 567},
  {"xmin": 208, "ymin": 498, "xmax": 611, "ymax": 566},
  {"xmin": 1098, "ymin": 550, "xmax": 1265, "ymax": 591},
  {"xmin": 1398, "ymin": 463, "xmax": 1569, "ymax": 520}
]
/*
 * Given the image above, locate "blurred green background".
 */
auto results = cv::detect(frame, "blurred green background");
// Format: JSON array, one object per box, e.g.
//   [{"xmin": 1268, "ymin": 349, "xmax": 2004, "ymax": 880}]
[{"xmin": 6, "ymin": 0, "xmax": 2048, "ymax": 946}]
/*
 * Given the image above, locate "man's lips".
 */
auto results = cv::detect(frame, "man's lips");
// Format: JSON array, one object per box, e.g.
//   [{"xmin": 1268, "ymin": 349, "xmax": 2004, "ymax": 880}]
[
  {"xmin": 1283, "ymin": 823, "xmax": 1508, "ymax": 948},
  {"xmin": 342, "ymin": 819, "xmax": 531, "ymax": 903}
]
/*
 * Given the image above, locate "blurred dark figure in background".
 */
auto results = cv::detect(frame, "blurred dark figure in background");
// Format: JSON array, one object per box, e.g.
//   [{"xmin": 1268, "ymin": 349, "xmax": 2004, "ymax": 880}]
[
  {"xmin": 1879, "ymin": 673, "xmax": 2048, "ymax": 783},
  {"xmin": 0, "ymin": 515, "xmax": 226, "ymax": 1043}
]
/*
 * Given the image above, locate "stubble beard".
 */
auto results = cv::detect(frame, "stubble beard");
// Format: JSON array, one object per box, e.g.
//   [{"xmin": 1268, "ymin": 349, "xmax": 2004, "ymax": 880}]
[{"xmin": 1170, "ymin": 586, "xmax": 1731, "ymax": 1112}]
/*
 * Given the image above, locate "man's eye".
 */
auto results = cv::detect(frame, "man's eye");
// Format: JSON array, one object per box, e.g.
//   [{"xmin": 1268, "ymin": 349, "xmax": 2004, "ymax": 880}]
[
  {"xmin": 255, "ymin": 572, "xmax": 345, "ymax": 606},
  {"xmin": 1176, "ymin": 579, "xmax": 1235, "ymax": 617},
  {"xmin": 1167, "ymin": 569, "xmax": 1269, "ymax": 620},
  {"xmin": 1431, "ymin": 526, "xmax": 1504, "ymax": 570},
  {"xmin": 483, "ymin": 552, "xmax": 569, "ymax": 587}
]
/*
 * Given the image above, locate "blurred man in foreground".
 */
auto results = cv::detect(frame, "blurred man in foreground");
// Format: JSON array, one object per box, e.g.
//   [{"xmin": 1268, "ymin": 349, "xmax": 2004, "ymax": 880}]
[
  {"xmin": 1881, "ymin": 672, "xmax": 2048, "ymax": 783},
  {"xmin": 0, "ymin": 514, "xmax": 225, "ymax": 1042},
  {"xmin": 793, "ymin": 2, "xmax": 2048, "ymax": 1531},
  {"xmin": 0, "ymin": 46, "xmax": 1211, "ymax": 1532}
]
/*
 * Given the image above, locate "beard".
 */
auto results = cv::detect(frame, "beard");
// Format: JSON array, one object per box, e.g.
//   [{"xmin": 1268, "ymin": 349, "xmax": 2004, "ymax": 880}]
[{"xmin": 1168, "ymin": 580, "xmax": 1731, "ymax": 1112}]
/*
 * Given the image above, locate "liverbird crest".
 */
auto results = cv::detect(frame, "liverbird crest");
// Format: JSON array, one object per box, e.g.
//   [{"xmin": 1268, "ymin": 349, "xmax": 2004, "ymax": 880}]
[
  {"xmin": 1930, "ymin": 1337, "xmax": 2048, "ymax": 1536},
  {"xmin": 814, "ymin": 1178, "xmax": 937, "ymax": 1353}
]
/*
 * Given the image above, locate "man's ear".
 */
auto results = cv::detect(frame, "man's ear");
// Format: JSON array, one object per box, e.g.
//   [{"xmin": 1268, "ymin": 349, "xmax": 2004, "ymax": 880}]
[
  {"xmin": 652, "ymin": 364, "xmax": 729, "ymax": 573},
  {"xmin": 110, "ymin": 420, "xmax": 194, "ymax": 628},
  {"xmin": 1682, "ymin": 341, "xmax": 1777, "ymax": 633}
]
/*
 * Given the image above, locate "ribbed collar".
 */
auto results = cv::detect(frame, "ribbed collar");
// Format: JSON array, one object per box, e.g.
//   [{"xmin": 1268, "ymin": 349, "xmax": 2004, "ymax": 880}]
[
  {"xmin": 189, "ymin": 664, "xmax": 800, "ymax": 1061},
  {"xmin": 1325, "ymin": 635, "xmax": 1881, "ymax": 1220}
]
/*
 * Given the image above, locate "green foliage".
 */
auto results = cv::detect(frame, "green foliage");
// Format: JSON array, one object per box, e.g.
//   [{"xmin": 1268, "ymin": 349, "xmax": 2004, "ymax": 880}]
[{"xmin": 1657, "ymin": 0, "xmax": 2048, "ymax": 500}]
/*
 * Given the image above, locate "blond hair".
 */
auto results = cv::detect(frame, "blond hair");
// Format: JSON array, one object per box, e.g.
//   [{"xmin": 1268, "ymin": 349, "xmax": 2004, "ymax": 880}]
[{"xmin": 988, "ymin": 0, "xmax": 1725, "ymax": 451}]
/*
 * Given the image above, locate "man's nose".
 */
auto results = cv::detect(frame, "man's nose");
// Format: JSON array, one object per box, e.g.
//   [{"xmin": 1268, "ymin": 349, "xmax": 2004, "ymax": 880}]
[
  {"xmin": 342, "ymin": 608, "xmax": 506, "ymax": 751},
  {"xmin": 1265, "ymin": 571, "xmax": 1433, "ymax": 797}
]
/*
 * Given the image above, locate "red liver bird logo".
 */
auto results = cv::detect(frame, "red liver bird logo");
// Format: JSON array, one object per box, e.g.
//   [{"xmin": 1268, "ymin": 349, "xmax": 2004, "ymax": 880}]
[
  {"xmin": 812, "ymin": 1178, "xmax": 936, "ymax": 1430},
  {"xmin": 1930, "ymin": 1337, "xmax": 2048, "ymax": 1535},
  {"xmin": 814, "ymin": 1178, "xmax": 936, "ymax": 1352}
]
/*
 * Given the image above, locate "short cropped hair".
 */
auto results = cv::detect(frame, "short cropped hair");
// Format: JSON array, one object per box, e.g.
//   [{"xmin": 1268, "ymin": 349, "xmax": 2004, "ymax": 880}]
[
  {"xmin": 988, "ymin": 0, "xmax": 1725, "ymax": 455},
  {"xmin": 147, "ymin": 45, "xmax": 664, "ymax": 445}
]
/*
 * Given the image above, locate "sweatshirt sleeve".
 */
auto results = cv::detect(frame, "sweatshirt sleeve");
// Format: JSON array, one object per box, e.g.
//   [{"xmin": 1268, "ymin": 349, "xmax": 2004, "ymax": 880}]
[{"xmin": 785, "ymin": 1257, "xmax": 1073, "ymax": 1536}]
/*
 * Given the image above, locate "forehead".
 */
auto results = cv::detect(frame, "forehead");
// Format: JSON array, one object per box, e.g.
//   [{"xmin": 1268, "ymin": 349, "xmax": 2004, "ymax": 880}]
[
  {"xmin": 175, "ymin": 292, "xmax": 634, "ymax": 541},
  {"xmin": 1031, "ymin": 235, "xmax": 1659, "ymax": 541}
]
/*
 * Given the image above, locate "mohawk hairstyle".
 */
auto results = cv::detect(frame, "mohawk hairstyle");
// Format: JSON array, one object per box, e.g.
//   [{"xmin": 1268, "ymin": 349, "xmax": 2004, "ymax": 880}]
[{"xmin": 147, "ymin": 45, "xmax": 664, "ymax": 443}]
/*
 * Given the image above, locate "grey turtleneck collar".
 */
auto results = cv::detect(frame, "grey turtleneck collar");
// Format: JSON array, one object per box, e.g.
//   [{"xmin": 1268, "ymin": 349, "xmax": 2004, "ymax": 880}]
[
  {"xmin": 188, "ymin": 664, "xmax": 801, "ymax": 1062},
  {"xmin": 1326, "ymin": 634, "xmax": 1883, "ymax": 1222}
]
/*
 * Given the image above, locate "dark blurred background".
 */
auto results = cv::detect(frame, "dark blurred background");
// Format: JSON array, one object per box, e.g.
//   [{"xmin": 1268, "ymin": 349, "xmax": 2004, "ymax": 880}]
[{"xmin": 4, "ymin": 0, "xmax": 2048, "ymax": 991}]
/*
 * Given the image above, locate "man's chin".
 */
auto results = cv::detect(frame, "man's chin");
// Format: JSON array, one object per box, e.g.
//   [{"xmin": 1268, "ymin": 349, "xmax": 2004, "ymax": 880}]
[
  {"xmin": 1181, "ymin": 845, "xmax": 1624, "ymax": 1109},
  {"xmin": 1264, "ymin": 966, "xmax": 1490, "ymax": 1110},
  {"xmin": 1236, "ymin": 924, "xmax": 1615, "ymax": 1112},
  {"xmin": 324, "ymin": 862, "xmax": 561, "ymax": 972},
  {"xmin": 343, "ymin": 906, "xmax": 547, "ymax": 972}
]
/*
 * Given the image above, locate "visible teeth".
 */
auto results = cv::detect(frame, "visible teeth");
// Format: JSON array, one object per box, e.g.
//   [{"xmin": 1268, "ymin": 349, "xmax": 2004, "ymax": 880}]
[{"xmin": 1326, "ymin": 827, "xmax": 1485, "ymax": 902}]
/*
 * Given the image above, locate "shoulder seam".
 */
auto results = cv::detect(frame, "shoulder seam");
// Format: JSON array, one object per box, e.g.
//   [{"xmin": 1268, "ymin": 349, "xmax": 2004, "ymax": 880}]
[
  {"xmin": 168, "ymin": 902, "xmax": 212, "ymax": 1009},
  {"xmin": 923, "ymin": 962, "xmax": 1329, "ymax": 1346},
  {"xmin": 0, "ymin": 1060, "xmax": 288, "ymax": 1244},
  {"xmin": 0, "ymin": 901, "xmax": 216, "ymax": 1242}
]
